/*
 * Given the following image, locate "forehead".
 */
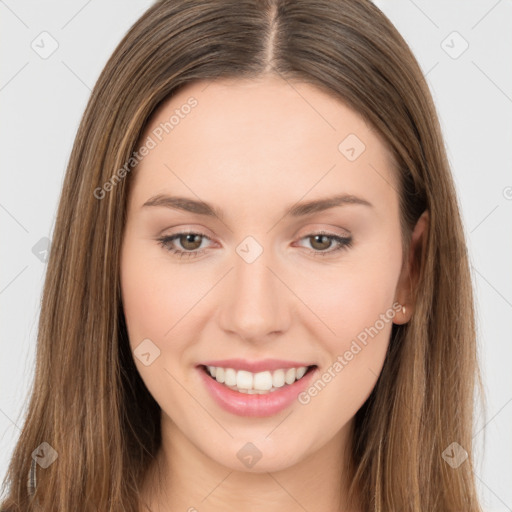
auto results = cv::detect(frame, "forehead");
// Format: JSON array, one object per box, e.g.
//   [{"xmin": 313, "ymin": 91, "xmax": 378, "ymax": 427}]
[{"xmin": 129, "ymin": 76, "xmax": 398, "ymax": 216}]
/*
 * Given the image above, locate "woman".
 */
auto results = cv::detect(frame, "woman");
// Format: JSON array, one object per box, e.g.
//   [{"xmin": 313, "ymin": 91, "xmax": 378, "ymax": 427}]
[{"xmin": 0, "ymin": 0, "xmax": 485, "ymax": 510}]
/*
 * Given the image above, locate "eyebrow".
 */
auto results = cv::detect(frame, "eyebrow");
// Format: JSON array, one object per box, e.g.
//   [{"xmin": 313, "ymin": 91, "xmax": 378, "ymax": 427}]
[{"xmin": 141, "ymin": 193, "xmax": 373, "ymax": 220}]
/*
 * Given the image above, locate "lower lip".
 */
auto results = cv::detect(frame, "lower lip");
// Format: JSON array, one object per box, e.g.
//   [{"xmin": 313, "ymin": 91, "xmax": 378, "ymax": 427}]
[{"xmin": 196, "ymin": 365, "xmax": 318, "ymax": 417}]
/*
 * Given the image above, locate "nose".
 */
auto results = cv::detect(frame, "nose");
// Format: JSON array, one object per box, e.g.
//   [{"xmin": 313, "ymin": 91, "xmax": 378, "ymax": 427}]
[{"xmin": 217, "ymin": 242, "xmax": 291, "ymax": 343}]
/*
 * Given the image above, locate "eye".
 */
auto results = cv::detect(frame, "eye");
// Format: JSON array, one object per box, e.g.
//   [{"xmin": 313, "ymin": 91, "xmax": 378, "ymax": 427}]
[
  {"xmin": 157, "ymin": 230, "xmax": 353, "ymax": 259},
  {"xmin": 296, "ymin": 231, "xmax": 353, "ymax": 257},
  {"xmin": 157, "ymin": 231, "xmax": 212, "ymax": 259}
]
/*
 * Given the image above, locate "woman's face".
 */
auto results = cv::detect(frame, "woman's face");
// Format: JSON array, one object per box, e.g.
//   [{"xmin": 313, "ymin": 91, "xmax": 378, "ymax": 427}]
[{"xmin": 120, "ymin": 75, "xmax": 417, "ymax": 473}]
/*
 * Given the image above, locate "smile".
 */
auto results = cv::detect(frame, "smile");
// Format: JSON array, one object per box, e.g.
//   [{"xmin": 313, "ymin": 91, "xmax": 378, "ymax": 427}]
[
  {"xmin": 203, "ymin": 365, "xmax": 314, "ymax": 394},
  {"xmin": 197, "ymin": 364, "xmax": 319, "ymax": 417}
]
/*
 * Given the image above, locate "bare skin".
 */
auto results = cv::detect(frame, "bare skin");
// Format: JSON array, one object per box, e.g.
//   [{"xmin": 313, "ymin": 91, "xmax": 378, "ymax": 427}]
[{"xmin": 119, "ymin": 74, "xmax": 428, "ymax": 512}]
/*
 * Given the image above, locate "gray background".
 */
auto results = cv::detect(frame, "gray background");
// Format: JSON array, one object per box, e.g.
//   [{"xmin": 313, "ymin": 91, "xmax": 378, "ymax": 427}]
[{"xmin": 1, "ymin": 1, "xmax": 511, "ymax": 509}]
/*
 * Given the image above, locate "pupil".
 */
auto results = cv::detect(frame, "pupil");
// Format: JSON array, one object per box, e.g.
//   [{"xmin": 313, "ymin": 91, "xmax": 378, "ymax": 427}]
[
  {"xmin": 313, "ymin": 235, "xmax": 329, "ymax": 250},
  {"xmin": 183, "ymin": 234, "xmax": 200, "ymax": 249}
]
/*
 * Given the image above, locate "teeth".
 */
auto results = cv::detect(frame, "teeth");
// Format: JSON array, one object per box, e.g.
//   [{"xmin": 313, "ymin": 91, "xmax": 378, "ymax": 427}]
[
  {"xmin": 236, "ymin": 370, "xmax": 253, "ymax": 390},
  {"xmin": 285, "ymin": 368, "xmax": 296, "ymax": 385},
  {"xmin": 254, "ymin": 371, "xmax": 273, "ymax": 391},
  {"xmin": 272, "ymin": 369, "xmax": 285, "ymax": 388},
  {"xmin": 215, "ymin": 367, "xmax": 225, "ymax": 383},
  {"xmin": 224, "ymin": 368, "xmax": 237, "ymax": 386},
  {"xmin": 205, "ymin": 365, "xmax": 311, "ymax": 393},
  {"xmin": 296, "ymin": 366, "xmax": 307, "ymax": 379}
]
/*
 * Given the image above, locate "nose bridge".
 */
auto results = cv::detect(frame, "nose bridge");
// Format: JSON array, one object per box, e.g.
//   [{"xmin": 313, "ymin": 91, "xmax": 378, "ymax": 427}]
[{"xmin": 218, "ymin": 235, "xmax": 289, "ymax": 340}]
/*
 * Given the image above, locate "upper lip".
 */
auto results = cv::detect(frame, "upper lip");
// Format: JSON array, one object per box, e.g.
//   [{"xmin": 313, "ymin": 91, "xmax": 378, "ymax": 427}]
[{"xmin": 198, "ymin": 358, "xmax": 316, "ymax": 373}]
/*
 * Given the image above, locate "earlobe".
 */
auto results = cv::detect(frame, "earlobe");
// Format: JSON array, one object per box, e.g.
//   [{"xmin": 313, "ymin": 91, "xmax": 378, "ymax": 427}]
[
  {"xmin": 393, "ymin": 303, "xmax": 409, "ymax": 325},
  {"xmin": 393, "ymin": 210, "xmax": 429, "ymax": 325}
]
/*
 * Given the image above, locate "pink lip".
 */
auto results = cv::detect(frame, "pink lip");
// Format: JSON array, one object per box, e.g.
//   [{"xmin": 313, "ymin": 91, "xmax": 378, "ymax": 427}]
[
  {"xmin": 199, "ymin": 358, "xmax": 315, "ymax": 373},
  {"xmin": 196, "ymin": 365, "xmax": 318, "ymax": 417}
]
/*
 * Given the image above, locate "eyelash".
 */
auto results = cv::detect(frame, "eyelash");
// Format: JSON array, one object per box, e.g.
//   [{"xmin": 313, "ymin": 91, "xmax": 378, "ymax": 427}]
[{"xmin": 156, "ymin": 230, "xmax": 353, "ymax": 259}]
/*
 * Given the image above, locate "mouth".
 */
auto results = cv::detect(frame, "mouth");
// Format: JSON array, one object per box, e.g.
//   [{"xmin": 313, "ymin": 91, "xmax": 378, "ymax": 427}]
[{"xmin": 198, "ymin": 363, "xmax": 318, "ymax": 395}]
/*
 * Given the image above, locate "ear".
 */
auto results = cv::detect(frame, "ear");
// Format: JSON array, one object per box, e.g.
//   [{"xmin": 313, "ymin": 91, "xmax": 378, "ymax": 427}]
[{"xmin": 393, "ymin": 210, "xmax": 429, "ymax": 325}]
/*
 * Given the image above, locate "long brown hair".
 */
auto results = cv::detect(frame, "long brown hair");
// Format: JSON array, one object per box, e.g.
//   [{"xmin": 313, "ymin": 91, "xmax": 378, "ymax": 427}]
[{"xmin": 1, "ymin": 0, "xmax": 485, "ymax": 510}]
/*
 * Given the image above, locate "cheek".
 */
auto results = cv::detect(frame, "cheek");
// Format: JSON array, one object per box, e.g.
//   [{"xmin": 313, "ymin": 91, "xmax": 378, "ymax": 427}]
[
  {"xmin": 295, "ymin": 235, "xmax": 402, "ymax": 380},
  {"xmin": 295, "ymin": 255, "xmax": 399, "ymax": 434},
  {"xmin": 120, "ymin": 240, "xmax": 198, "ymax": 410},
  {"xmin": 120, "ymin": 239, "xmax": 187, "ymax": 350},
  {"xmin": 304, "ymin": 255, "xmax": 400, "ymax": 338}
]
